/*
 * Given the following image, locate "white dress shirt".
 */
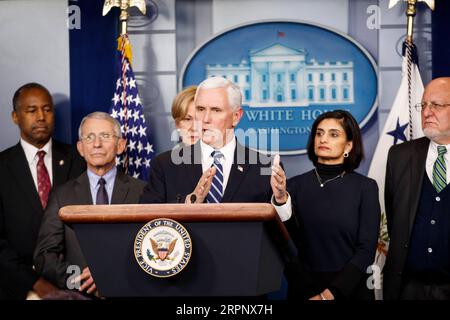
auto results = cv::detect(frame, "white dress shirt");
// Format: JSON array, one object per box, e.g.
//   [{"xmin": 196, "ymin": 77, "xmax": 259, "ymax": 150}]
[
  {"xmin": 426, "ymin": 140, "xmax": 450, "ymax": 183},
  {"xmin": 199, "ymin": 137, "xmax": 292, "ymax": 222},
  {"xmin": 20, "ymin": 138, "xmax": 53, "ymax": 190}
]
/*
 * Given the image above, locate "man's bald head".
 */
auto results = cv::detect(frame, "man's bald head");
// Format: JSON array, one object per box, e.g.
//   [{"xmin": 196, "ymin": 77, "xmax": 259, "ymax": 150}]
[{"xmin": 424, "ymin": 77, "xmax": 450, "ymax": 93}]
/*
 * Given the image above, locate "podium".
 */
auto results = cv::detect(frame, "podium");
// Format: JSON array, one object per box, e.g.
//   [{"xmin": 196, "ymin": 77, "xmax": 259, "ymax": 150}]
[{"xmin": 59, "ymin": 203, "xmax": 289, "ymax": 297}]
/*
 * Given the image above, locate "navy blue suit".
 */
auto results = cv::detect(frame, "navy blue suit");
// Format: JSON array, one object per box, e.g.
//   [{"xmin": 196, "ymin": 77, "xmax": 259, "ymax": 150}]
[{"xmin": 139, "ymin": 141, "xmax": 273, "ymax": 204}]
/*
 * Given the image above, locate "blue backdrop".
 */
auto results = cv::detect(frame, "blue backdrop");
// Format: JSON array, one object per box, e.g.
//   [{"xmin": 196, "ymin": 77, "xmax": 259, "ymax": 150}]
[
  {"xmin": 69, "ymin": 0, "xmax": 118, "ymax": 144},
  {"xmin": 432, "ymin": 1, "xmax": 450, "ymax": 78}
]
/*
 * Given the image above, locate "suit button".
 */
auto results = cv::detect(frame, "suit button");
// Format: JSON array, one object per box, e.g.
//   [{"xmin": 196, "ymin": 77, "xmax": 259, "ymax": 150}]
[
  {"xmin": 404, "ymin": 243, "xmax": 408, "ymax": 249},
  {"xmin": 398, "ymin": 271, "xmax": 402, "ymax": 276}
]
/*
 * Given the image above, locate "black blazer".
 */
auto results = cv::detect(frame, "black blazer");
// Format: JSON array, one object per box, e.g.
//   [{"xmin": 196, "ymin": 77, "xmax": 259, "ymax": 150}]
[
  {"xmin": 33, "ymin": 170, "xmax": 146, "ymax": 289},
  {"xmin": 383, "ymin": 136, "xmax": 430, "ymax": 300},
  {"xmin": 0, "ymin": 141, "xmax": 85, "ymax": 299},
  {"xmin": 139, "ymin": 141, "xmax": 273, "ymax": 204}
]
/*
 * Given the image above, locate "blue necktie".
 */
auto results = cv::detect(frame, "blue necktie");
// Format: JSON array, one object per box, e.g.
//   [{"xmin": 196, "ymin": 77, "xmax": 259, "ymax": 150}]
[{"xmin": 207, "ymin": 151, "xmax": 224, "ymax": 203}]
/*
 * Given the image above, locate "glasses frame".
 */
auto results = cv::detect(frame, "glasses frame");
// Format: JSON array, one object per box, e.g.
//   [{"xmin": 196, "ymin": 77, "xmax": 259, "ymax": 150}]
[
  {"xmin": 414, "ymin": 102, "xmax": 450, "ymax": 112},
  {"xmin": 80, "ymin": 132, "xmax": 119, "ymax": 144}
]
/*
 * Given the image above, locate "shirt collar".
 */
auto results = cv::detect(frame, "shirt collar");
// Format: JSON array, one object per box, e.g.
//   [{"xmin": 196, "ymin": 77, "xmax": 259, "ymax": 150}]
[
  {"xmin": 429, "ymin": 140, "xmax": 450, "ymax": 157},
  {"xmin": 200, "ymin": 135, "xmax": 236, "ymax": 163},
  {"xmin": 87, "ymin": 166, "xmax": 117, "ymax": 189},
  {"xmin": 20, "ymin": 138, "xmax": 52, "ymax": 165}
]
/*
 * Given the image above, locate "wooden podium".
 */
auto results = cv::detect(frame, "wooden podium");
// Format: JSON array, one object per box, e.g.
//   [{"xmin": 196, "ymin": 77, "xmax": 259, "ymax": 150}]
[{"xmin": 59, "ymin": 203, "xmax": 289, "ymax": 297}]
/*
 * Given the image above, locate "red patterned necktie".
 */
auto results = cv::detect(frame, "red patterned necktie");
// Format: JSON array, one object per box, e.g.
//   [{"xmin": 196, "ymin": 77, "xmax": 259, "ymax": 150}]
[{"xmin": 36, "ymin": 150, "xmax": 51, "ymax": 209}]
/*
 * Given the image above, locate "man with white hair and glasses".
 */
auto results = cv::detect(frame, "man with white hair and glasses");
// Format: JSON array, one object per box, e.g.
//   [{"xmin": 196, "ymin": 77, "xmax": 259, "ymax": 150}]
[
  {"xmin": 384, "ymin": 77, "xmax": 450, "ymax": 300},
  {"xmin": 34, "ymin": 112, "xmax": 145, "ymax": 298}
]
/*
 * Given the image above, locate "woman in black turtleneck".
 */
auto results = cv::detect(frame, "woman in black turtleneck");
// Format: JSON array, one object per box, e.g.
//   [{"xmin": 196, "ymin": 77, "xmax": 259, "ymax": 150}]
[{"xmin": 285, "ymin": 110, "xmax": 380, "ymax": 300}]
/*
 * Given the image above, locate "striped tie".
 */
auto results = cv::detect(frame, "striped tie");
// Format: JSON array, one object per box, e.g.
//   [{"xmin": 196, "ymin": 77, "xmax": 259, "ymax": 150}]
[
  {"xmin": 206, "ymin": 151, "xmax": 224, "ymax": 203},
  {"xmin": 433, "ymin": 145, "xmax": 447, "ymax": 193}
]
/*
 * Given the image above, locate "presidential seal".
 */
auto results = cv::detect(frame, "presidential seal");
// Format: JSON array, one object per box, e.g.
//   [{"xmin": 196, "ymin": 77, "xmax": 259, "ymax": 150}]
[{"xmin": 134, "ymin": 218, "xmax": 192, "ymax": 278}]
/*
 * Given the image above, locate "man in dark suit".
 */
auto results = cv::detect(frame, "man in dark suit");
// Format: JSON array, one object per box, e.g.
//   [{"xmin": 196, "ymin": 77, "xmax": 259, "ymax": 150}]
[
  {"xmin": 0, "ymin": 83, "xmax": 85, "ymax": 300},
  {"xmin": 140, "ymin": 76, "xmax": 291, "ymax": 222},
  {"xmin": 384, "ymin": 77, "xmax": 450, "ymax": 300},
  {"xmin": 33, "ymin": 112, "xmax": 145, "ymax": 297}
]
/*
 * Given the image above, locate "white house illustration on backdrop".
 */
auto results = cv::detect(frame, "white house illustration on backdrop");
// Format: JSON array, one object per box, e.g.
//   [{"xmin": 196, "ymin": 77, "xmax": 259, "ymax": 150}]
[{"xmin": 206, "ymin": 43, "xmax": 354, "ymax": 107}]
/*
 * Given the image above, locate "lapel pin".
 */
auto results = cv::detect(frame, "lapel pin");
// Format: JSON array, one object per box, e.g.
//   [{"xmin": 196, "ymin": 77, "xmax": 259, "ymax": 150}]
[
  {"xmin": 59, "ymin": 160, "xmax": 64, "ymax": 166},
  {"xmin": 237, "ymin": 165, "xmax": 243, "ymax": 172}
]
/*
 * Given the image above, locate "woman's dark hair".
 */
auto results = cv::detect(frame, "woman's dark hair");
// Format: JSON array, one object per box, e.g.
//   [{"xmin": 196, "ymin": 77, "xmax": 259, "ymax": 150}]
[{"xmin": 307, "ymin": 110, "xmax": 364, "ymax": 172}]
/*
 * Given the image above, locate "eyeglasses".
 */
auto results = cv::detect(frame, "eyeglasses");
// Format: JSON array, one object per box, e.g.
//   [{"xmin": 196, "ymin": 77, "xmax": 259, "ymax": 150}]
[
  {"xmin": 80, "ymin": 132, "xmax": 118, "ymax": 144},
  {"xmin": 414, "ymin": 102, "xmax": 450, "ymax": 112}
]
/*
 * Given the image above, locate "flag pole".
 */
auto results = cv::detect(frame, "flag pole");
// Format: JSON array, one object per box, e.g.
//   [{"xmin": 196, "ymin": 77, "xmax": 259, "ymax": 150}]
[
  {"xmin": 102, "ymin": 0, "xmax": 147, "ymax": 35},
  {"xmin": 405, "ymin": 0, "xmax": 418, "ymax": 140},
  {"xmin": 119, "ymin": 4, "xmax": 130, "ymax": 36},
  {"xmin": 389, "ymin": 0, "xmax": 435, "ymax": 139},
  {"xmin": 405, "ymin": 0, "xmax": 418, "ymax": 44},
  {"xmin": 405, "ymin": 0, "xmax": 435, "ymax": 42},
  {"xmin": 102, "ymin": 0, "xmax": 147, "ymax": 174}
]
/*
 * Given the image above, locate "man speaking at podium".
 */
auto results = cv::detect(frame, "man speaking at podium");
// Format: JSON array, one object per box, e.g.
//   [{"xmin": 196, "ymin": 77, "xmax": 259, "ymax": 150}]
[{"xmin": 140, "ymin": 76, "xmax": 291, "ymax": 222}]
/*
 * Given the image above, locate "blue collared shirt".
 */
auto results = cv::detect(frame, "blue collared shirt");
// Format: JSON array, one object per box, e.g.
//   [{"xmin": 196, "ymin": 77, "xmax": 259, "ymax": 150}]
[{"xmin": 87, "ymin": 167, "xmax": 117, "ymax": 204}]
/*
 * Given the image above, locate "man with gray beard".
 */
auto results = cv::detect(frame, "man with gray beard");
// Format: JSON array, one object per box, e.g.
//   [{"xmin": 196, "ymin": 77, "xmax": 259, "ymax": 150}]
[{"xmin": 384, "ymin": 77, "xmax": 450, "ymax": 300}]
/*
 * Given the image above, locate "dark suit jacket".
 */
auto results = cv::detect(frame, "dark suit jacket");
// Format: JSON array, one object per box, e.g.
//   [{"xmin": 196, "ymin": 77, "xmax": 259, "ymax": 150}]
[
  {"xmin": 139, "ymin": 141, "xmax": 273, "ymax": 204},
  {"xmin": 0, "ymin": 140, "xmax": 85, "ymax": 299},
  {"xmin": 33, "ymin": 170, "xmax": 146, "ymax": 289},
  {"xmin": 383, "ymin": 136, "xmax": 430, "ymax": 300}
]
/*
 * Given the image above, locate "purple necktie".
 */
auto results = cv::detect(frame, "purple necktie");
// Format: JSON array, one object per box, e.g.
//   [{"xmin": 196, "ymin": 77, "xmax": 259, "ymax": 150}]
[{"xmin": 96, "ymin": 178, "xmax": 109, "ymax": 204}]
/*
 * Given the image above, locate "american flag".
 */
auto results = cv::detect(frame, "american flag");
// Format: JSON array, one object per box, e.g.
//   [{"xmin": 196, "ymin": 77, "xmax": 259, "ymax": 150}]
[{"xmin": 110, "ymin": 35, "xmax": 154, "ymax": 181}]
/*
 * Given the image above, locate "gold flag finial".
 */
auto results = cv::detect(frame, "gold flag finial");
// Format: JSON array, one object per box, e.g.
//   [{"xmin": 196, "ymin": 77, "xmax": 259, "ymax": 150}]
[
  {"xmin": 388, "ymin": 0, "xmax": 435, "ymax": 43},
  {"xmin": 389, "ymin": 0, "xmax": 434, "ymax": 10},
  {"xmin": 103, "ymin": 0, "xmax": 147, "ymax": 35}
]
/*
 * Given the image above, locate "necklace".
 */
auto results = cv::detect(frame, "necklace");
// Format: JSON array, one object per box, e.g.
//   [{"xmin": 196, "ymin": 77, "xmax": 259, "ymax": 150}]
[{"xmin": 314, "ymin": 167, "xmax": 345, "ymax": 187}]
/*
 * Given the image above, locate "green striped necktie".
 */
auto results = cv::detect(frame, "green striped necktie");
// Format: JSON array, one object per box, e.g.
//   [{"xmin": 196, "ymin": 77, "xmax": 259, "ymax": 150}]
[{"xmin": 433, "ymin": 145, "xmax": 447, "ymax": 193}]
